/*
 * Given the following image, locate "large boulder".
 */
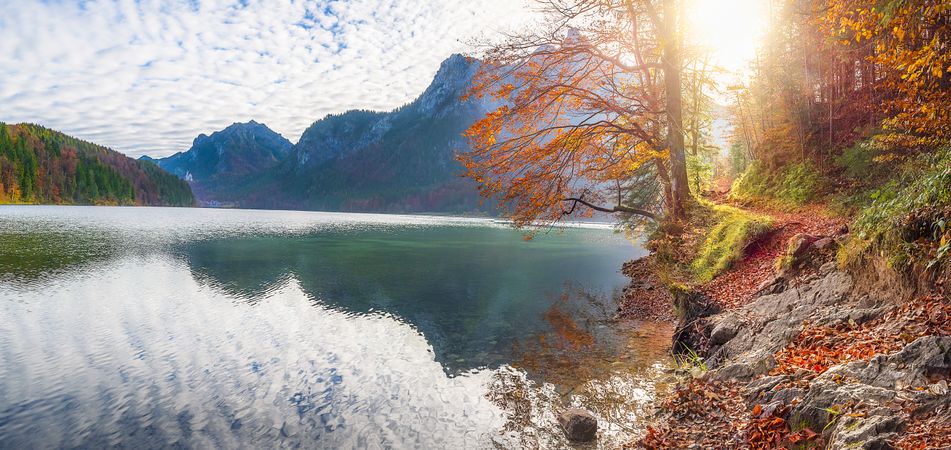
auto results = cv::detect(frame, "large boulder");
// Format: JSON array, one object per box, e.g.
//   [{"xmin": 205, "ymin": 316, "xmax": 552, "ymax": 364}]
[{"xmin": 558, "ymin": 408, "xmax": 598, "ymax": 442}]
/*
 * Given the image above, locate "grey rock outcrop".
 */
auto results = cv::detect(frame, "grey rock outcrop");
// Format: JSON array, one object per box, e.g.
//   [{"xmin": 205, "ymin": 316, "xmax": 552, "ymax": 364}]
[
  {"xmin": 694, "ymin": 264, "xmax": 950, "ymax": 449},
  {"xmin": 705, "ymin": 270, "xmax": 855, "ymax": 381}
]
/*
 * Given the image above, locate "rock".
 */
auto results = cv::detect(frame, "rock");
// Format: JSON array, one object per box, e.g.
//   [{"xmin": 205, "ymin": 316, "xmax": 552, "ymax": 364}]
[
  {"xmin": 928, "ymin": 379, "xmax": 948, "ymax": 396},
  {"xmin": 822, "ymin": 336, "xmax": 951, "ymax": 390},
  {"xmin": 757, "ymin": 400, "xmax": 784, "ymax": 418},
  {"xmin": 775, "ymin": 336, "xmax": 951, "ymax": 449},
  {"xmin": 777, "ymin": 233, "xmax": 820, "ymax": 273},
  {"xmin": 812, "ymin": 237, "xmax": 834, "ymax": 251},
  {"xmin": 705, "ymin": 271, "xmax": 854, "ymax": 378},
  {"xmin": 790, "ymin": 381, "xmax": 899, "ymax": 435},
  {"xmin": 558, "ymin": 408, "xmax": 598, "ymax": 442},
  {"xmin": 709, "ymin": 320, "xmax": 739, "ymax": 346},
  {"xmin": 743, "ymin": 375, "xmax": 804, "ymax": 405},
  {"xmin": 827, "ymin": 413, "xmax": 902, "ymax": 450},
  {"xmin": 789, "ymin": 233, "xmax": 818, "ymax": 259},
  {"xmin": 814, "ymin": 305, "xmax": 888, "ymax": 327},
  {"xmin": 671, "ymin": 286, "xmax": 719, "ymax": 319},
  {"xmin": 755, "ymin": 275, "xmax": 787, "ymax": 295}
]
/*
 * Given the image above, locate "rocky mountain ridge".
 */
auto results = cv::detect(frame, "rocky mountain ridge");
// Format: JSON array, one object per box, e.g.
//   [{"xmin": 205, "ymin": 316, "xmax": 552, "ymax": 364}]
[{"xmin": 151, "ymin": 54, "xmax": 493, "ymax": 214}]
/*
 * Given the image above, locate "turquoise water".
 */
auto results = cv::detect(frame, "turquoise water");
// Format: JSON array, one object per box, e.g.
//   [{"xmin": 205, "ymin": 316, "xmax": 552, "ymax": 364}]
[{"xmin": 0, "ymin": 206, "xmax": 662, "ymax": 448}]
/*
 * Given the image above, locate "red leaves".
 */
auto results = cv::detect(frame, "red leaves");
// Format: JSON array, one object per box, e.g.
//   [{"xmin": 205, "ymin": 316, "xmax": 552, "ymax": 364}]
[
  {"xmin": 891, "ymin": 401, "xmax": 951, "ymax": 450},
  {"xmin": 633, "ymin": 379, "xmax": 749, "ymax": 449},
  {"xmin": 747, "ymin": 403, "xmax": 789, "ymax": 449},
  {"xmin": 747, "ymin": 402, "xmax": 823, "ymax": 449}
]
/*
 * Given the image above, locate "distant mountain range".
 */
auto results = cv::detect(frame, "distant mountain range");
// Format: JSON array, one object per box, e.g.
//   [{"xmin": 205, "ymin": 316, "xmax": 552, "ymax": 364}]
[
  {"xmin": 0, "ymin": 54, "xmax": 492, "ymax": 213},
  {"xmin": 144, "ymin": 120, "xmax": 293, "ymax": 206},
  {"xmin": 148, "ymin": 54, "xmax": 494, "ymax": 214},
  {"xmin": 0, "ymin": 123, "xmax": 193, "ymax": 206}
]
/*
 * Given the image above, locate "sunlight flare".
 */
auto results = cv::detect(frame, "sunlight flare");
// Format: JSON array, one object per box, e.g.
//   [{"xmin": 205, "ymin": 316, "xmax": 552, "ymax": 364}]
[{"xmin": 686, "ymin": 0, "xmax": 770, "ymax": 78}]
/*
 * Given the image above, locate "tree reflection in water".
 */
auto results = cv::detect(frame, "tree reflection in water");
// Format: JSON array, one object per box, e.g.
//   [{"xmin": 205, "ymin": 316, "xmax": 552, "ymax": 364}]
[{"xmin": 491, "ymin": 283, "xmax": 675, "ymax": 448}]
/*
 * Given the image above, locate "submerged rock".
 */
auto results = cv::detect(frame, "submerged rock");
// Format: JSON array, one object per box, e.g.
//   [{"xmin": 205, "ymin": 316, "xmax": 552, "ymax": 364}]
[{"xmin": 558, "ymin": 408, "xmax": 598, "ymax": 442}]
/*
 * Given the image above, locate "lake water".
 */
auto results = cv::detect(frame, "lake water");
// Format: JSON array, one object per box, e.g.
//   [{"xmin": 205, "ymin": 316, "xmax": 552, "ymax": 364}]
[{"xmin": 0, "ymin": 206, "xmax": 670, "ymax": 449}]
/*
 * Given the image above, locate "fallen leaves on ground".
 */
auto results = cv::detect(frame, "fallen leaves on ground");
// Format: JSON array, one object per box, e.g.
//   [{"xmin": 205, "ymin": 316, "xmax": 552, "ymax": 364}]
[
  {"xmin": 772, "ymin": 295, "xmax": 951, "ymax": 376},
  {"xmin": 630, "ymin": 379, "xmax": 748, "ymax": 449},
  {"xmin": 747, "ymin": 402, "xmax": 824, "ymax": 449},
  {"xmin": 618, "ymin": 257, "xmax": 675, "ymax": 322},
  {"xmin": 892, "ymin": 400, "xmax": 951, "ymax": 449}
]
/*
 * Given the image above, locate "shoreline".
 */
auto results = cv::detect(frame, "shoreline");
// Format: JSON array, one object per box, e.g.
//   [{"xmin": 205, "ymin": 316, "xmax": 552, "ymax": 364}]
[
  {"xmin": 0, "ymin": 204, "xmax": 622, "ymax": 230},
  {"xmin": 619, "ymin": 224, "xmax": 950, "ymax": 449}
]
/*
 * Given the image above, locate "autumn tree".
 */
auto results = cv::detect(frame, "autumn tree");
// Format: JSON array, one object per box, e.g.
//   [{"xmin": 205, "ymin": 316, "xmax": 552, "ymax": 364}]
[
  {"xmin": 460, "ymin": 0, "xmax": 692, "ymax": 228},
  {"xmin": 817, "ymin": 0, "xmax": 950, "ymax": 149},
  {"xmin": 731, "ymin": 0, "xmax": 949, "ymax": 169},
  {"xmin": 0, "ymin": 123, "xmax": 193, "ymax": 206}
]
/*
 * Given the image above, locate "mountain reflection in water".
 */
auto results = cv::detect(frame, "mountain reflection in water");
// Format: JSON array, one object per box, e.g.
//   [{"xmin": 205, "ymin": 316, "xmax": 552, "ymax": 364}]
[{"xmin": 0, "ymin": 206, "xmax": 669, "ymax": 449}]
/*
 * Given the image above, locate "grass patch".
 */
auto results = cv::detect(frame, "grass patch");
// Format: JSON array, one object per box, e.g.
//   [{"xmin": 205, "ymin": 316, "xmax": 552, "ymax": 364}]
[
  {"xmin": 690, "ymin": 202, "xmax": 773, "ymax": 282},
  {"xmin": 732, "ymin": 161, "xmax": 823, "ymax": 207},
  {"xmin": 647, "ymin": 199, "xmax": 773, "ymax": 286},
  {"xmin": 839, "ymin": 147, "xmax": 951, "ymax": 267}
]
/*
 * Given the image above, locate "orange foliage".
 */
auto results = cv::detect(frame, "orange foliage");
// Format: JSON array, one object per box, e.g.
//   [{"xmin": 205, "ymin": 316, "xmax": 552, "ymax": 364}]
[
  {"xmin": 459, "ymin": 1, "xmax": 693, "ymax": 227},
  {"xmin": 817, "ymin": 0, "xmax": 950, "ymax": 148},
  {"xmin": 772, "ymin": 294, "xmax": 951, "ymax": 376}
]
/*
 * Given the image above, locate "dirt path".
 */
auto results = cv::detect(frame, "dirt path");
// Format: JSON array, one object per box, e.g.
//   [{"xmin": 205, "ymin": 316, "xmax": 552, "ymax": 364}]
[{"xmin": 700, "ymin": 204, "xmax": 846, "ymax": 308}]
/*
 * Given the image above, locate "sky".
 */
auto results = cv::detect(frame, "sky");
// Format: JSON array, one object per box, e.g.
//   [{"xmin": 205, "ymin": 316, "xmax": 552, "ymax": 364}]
[
  {"xmin": 0, "ymin": 0, "xmax": 533, "ymax": 158},
  {"xmin": 686, "ymin": 0, "xmax": 769, "ymax": 83}
]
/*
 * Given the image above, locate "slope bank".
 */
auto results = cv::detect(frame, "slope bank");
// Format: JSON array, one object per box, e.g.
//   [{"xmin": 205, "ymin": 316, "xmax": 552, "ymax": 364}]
[{"xmin": 624, "ymin": 153, "xmax": 950, "ymax": 448}]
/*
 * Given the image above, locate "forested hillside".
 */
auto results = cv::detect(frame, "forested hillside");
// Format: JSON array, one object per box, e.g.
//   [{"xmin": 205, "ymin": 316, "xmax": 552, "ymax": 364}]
[{"xmin": 0, "ymin": 123, "xmax": 193, "ymax": 206}]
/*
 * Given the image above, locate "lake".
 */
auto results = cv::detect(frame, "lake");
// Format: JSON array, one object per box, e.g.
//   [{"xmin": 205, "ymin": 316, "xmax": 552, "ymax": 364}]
[{"xmin": 0, "ymin": 206, "xmax": 670, "ymax": 449}]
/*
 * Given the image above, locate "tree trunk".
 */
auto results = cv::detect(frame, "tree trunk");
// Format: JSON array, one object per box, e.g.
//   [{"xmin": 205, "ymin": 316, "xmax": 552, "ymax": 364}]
[
  {"xmin": 663, "ymin": 0, "xmax": 689, "ymax": 218},
  {"xmin": 653, "ymin": 157, "xmax": 673, "ymax": 213}
]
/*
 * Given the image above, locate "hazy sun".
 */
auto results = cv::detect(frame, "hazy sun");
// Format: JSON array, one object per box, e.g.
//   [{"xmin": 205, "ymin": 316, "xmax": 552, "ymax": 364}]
[{"xmin": 685, "ymin": 0, "xmax": 769, "ymax": 79}]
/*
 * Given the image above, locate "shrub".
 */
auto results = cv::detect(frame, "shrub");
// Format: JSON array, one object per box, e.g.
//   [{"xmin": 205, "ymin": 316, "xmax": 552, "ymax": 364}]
[
  {"xmin": 773, "ymin": 162, "xmax": 822, "ymax": 205},
  {"xmin": 835, "ymin": 141, "xmax": 881, "ymax": 180},
  {"xmin": 730, "ymin": 161, "xmax": 770, "ymax": 202},
  {"xmin": 842, "ymin": 147, "xmax": 951, "ymax": 267}
]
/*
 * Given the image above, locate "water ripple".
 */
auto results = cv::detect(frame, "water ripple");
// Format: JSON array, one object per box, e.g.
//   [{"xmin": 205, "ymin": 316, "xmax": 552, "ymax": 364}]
[{"xmin": 0, "ymin": 206, "xmax": 666, "ymax": 448}]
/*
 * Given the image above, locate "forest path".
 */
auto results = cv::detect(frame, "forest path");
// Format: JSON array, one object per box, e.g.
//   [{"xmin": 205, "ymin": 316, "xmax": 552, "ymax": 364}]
[{"xmin": 700, "ymin": 202, "xmax": 847, "ymax": 308}]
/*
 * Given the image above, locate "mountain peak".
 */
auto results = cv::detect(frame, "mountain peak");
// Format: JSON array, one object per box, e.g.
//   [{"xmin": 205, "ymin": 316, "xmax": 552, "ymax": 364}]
[
  {"xmin": 162, "ymin": 52, "xmax": 491, "ymax": 213},
  {"xmin": 414, "ymin": 54, "xmax": 481, "ymax": 117},
  {"xmin": 217, "ymin": 120, "xmax": 272, "ymax": 135},
  {"xmin": 155, "ymin": 121, "xmax": 293, "ymax": 185}
]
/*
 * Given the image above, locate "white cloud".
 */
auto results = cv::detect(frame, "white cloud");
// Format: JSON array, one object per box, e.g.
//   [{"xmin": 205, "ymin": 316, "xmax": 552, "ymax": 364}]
[{"xmin": 0, "ymin": 0, "xmax": 534, "ymax": 157}]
